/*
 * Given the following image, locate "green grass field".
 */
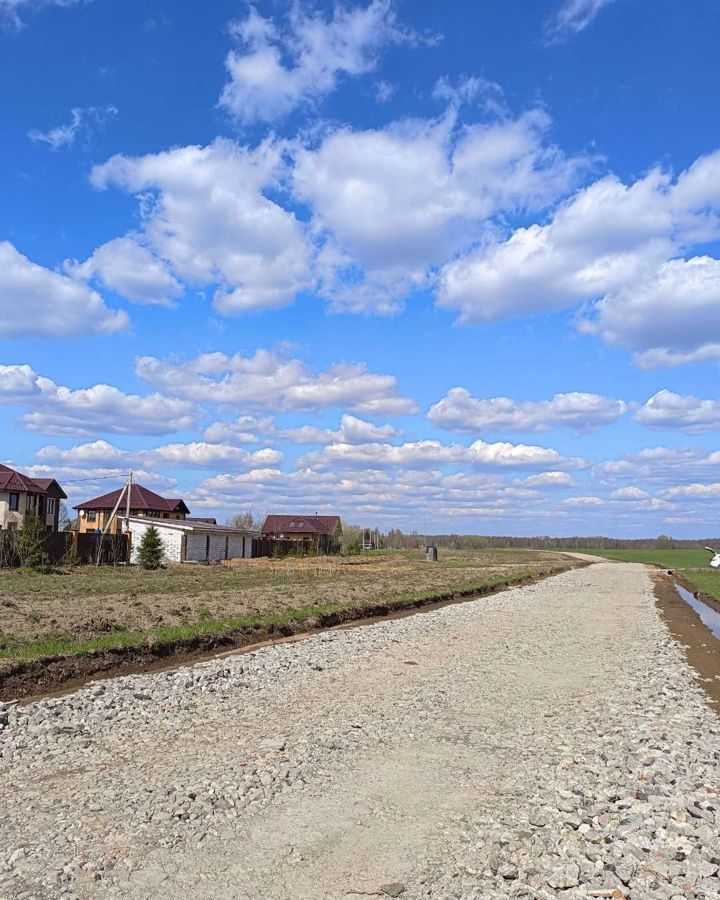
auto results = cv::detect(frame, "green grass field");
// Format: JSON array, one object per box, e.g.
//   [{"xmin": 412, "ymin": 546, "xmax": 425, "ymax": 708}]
[
  {"xmin": 575, "ymin": 548, "xmax": 711, "ymax": 567},
  {"xmin": 575, "ymin": 548, "xmax": 720, "ymax": 602}
]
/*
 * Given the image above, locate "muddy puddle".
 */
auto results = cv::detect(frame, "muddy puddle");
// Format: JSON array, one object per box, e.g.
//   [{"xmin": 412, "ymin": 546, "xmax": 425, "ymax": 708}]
[{"xmin": 675, "ymin": 582, "xmax": 720, "ymax": 639}]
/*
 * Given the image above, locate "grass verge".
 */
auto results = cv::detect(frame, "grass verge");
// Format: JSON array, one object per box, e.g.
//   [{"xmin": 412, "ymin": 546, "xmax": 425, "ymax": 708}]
[{"xmin": 0, "ymin": 568, "xmax": 547, "ymax": 663}]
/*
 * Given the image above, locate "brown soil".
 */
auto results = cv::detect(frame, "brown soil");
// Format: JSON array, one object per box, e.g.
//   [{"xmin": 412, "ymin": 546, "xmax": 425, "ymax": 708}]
[
  {"xmin": 0, "ymin": 549, "xmax": 570, "ymax": 645},
  {"xmin": 652, "ymin": 570, "xmax": 720, "ymax": 713},
  {"xmin": 1, "ymin": 563, "xmax": 578, "ymax": 704}
]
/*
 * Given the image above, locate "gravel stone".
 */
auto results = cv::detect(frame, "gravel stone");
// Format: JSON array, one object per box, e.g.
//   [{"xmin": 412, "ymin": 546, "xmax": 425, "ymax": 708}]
[{"xmin": 1, "ymin": 560, "xmax": 718, "ymax": 900}]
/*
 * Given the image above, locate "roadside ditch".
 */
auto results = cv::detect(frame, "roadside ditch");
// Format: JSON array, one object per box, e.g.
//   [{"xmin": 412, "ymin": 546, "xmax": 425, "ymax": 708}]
[{"xmin": 1, "ymin": 562, "xmax": 585, "ymax": 704}]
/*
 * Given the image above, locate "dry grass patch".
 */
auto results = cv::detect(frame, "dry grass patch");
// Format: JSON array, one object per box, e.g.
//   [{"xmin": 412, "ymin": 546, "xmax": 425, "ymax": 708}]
[{"xmin": 0, "ymin": 549, "xmax": 576, "ymax": 660}]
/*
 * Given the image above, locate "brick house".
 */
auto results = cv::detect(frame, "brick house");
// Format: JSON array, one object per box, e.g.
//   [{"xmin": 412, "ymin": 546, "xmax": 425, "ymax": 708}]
[
  {"xmin": 74, "ymin": 483, "xmax": 190, "ymax": 534},
  {"xmin": 0, "ymin": 464, "xmax": 66, "ymax": 532}
]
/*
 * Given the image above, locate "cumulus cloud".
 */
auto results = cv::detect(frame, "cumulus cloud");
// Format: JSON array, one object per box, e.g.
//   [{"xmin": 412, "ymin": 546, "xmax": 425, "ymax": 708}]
[
  {"xmin": 28, "ymin": 105, "xmax": 116, "ymax": 150},
  {"xmin": 218, "ymin": 1, "xmax": 424, "ymax": 124},
  {"xmin": 0, "ymin": 363, "xmax": 198, "ymax": 436},
  {"xmin": 37, "ymin": 439, "xmax": 282, "ymax": 471},
  {"xmin": 595, "ymin": 446, "xmax": 720, "ymax": 484},
  {"xmin": 300, "ymin": 437, "xmax": 586, "ymax": 470},
  {"xmin": 428, "ymin": 387, "xmax": 626, "ymax": 434},
  {"xmin": 91, "ymin": 138, "xmax": 313, "ymax": 314},
  {"xmin": 438, "ymin": 168, "xmax": 676, "ymax": 324},
  {"xmin": 66, "ymin": 237, "xmax": 182, "ymax": 306},
  {"xmin": 545, "ymin": 0, "xmax": 617, "ymax": 42},
  {"xmin": 135, "ymin": 348, "xmax": 417, "ymax": 416},
  {"xmin": 634, "ymin": 389, "xmax": 720, "ymax": 434},
  {"xmin": 0, "ymin": 241, "xmax": 128, "ymax": 338},
  {"xmin": 438, "ymin": 150, "xmax": 720, "ymax": 366},
  {"xmin": 581, "ymin": 256, "xmax": 720, "ymax": 362},
  {"xmin": 295, "ymin": 109, "xmax": 586, "ymax": 313},
  {"xmin": 633, "ymin": 345, "xmax": 720, "ymax": 370},
  {"xmin": 610, "ymin": 486, "xmax": 650, "ymax": 500},
  {"xmin": 518, "ymin": 471, "xmax": 576, "ymax": 488},
  {"xmin": 658, "ymin": 483, "xmax": 720, "ymax": 501},
  {"xmin": 560, "ymin": 495, "xmax": 604, "ymax": 506},
  {"xmin": 203, "ymin": 412, "xmax": 398, "ymax": 445},
  {"xmin": 189, "ymin": 464, "xmax": 580, "ymax": 525}
]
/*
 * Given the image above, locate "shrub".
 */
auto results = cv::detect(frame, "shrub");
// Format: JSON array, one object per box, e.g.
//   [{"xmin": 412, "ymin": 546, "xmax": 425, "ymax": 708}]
[
  {"xmin": 137, "ymin": 525, "xmax": 164, "ymax": 570},
  {"xmin": 17, "ymin": 512, "xmax": 47, "ymax": 569}
]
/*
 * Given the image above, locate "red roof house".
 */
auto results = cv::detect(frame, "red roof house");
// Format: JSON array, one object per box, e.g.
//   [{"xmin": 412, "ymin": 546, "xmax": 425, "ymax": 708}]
[
  {"xmin": 261, "ymin": 514, "xmax": 342, "ymax": 541},
  {"xmin": 74, "ymin": 483, "xmax": 189, "ymax": 534}
]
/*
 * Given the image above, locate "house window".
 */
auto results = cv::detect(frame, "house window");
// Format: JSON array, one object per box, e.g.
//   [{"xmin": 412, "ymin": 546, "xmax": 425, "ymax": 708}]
[
  {"xmin": 47, "ymin": 498, "xmax": 56, "ymax": 516},
  {"xmin": 26, "ymin": 494, "xmax": 34, "ymax": 511},
  {"xmin": 9, "ymin": 493, "xmax": 19, "ymax": 511},
  {"xmin": 86, "ymin": 510, "xmax": 97, "ymax": 523}
]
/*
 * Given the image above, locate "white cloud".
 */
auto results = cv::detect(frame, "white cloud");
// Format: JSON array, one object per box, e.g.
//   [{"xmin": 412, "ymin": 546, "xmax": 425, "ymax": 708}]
[
  {"xmin": 203, "ymin": 412, "xmax": 397, "ymax": 445},
  {"xmin": 135, "ymin": 348, "xmax": 417, "ymax": 416},
  {"xmin": 633, "ymin": 345, "xmax": 720, "ymax": 370},
  {"xmin": 37, "ymin": 439, "xmax": 282, "ymax": 471},
  {"xmin": 0, "ymin": 0, "xmax": 86, "ymax": 27},
  {"xmin": 428, "ymin": 387, "xmax": 626, "ymax": 434},
  {"xmin": 0, "ymin": 241, "xmax": 128, "ymax": 338},
  {"xmin": 595, "ymin": 446, "xmax": 720, "ymax": 484},
  {"xmin": 28, "ymin": 105, "xmax": 116, "ymax": 150},
  {"xmin": 545, "ymin": 0, "xmax": 617, "ymax": 42},
  {"xmin": 518, "ymin": 471, "xmax": 576, "ymax": 488},
  {"xmin": 218, "ymin": 1, "xmax": 422, "ymax": 124},
  {"xmin": 300, "ymin": 437, "xmax": 586, "ymax": 470},
  {"xmin": 438, "ymin": 151, "xmax": 720, "ymax": 367},
  {"xmin": 295, "ymin": 109, "xmax": 585, "ymax": 313},
  {"xmin": 610, "ymin": 486, "xmax": 650, "ymax": 500},
  {"xmin": 438, "ymin": 168, "xmax": 676, "ymax": 325},
  {"xmin": 581, "ymin": 256, "xmax": 720, "ymax": 362},
  {"xmin": 91, "ymin": 138, "xmax": 313, "ymax": 314},
  {"xmin": 203, "ymin": 415, "xmax": 275, "ymax": 445},
  {"xmin": 374, "ymin": 80, "xmax": 394, "ymax": 103},
  {"xmin": 658, "ymin": 483, "xmax": 720, "ymax": 501},
  {"xmin": 0, "ymin": 363, "xmax": 198, "ymax": 436},
  {"xmin": 634, "ymin": 389, "xmax": 720, "ymax": 434},
  {"xmin": 560, "ymin": 495, "xmax": 604, "ymax": 506},
  {"xmin": 67, "ymin": 237, "xmax": 182, "ymax": 306}
]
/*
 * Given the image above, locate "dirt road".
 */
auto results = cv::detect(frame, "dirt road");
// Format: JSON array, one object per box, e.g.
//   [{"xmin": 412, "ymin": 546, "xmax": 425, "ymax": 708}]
[{"xmin": 1, "ymin": 561, "xmax": 719, "ymax": 899}]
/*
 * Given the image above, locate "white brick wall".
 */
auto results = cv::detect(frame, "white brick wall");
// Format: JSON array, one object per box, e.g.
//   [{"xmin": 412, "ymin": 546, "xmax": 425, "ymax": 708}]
[
  {"xmin": 128, "ymin": 520, "xmax": 183, "ymax": 564},
  {"xmin": 185, "ymin": 533, "xmax": 208, "ymax": 562},
  {"xmin": 126, "ymin": 519, "xmax": 251, "ymax": 563}
]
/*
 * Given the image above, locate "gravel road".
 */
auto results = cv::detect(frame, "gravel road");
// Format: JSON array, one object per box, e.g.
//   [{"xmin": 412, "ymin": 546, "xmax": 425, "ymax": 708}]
[{"xmin": 1, "ymin": 560, "xmax": 719, "ymax": 900}]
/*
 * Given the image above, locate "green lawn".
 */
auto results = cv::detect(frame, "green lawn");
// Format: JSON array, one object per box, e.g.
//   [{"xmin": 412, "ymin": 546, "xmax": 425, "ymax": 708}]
[{"xmin": 575, "ymin": 548, "xmax": 720, "ymax": 602}]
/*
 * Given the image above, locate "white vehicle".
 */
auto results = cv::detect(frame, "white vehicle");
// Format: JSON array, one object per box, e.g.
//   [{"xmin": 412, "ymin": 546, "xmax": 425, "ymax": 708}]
[{"xmin": 705, "ymin": 546, "xmax": 720, "ymax": 569}]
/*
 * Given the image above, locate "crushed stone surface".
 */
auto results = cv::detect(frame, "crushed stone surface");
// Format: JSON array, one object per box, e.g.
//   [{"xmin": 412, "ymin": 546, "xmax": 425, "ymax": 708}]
[{"xmin": 1, "ymin": 561, "xmax": 719, "ymax": 899}]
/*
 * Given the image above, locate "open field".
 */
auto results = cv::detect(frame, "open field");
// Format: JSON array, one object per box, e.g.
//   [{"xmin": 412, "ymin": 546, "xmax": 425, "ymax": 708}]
[
  {"xmin": 576, "ymin": 547, "xmax": 720, "ymax": 603},
  {"xmin": 0, "ymin": 549, "xmax": 575, "ymax": 664},
  {"xmin": 572, "ymin": 547, "xmax": 711, "ymax": 567}
]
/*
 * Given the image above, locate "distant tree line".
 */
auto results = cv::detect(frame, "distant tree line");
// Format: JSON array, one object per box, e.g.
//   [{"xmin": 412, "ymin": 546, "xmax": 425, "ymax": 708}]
[{"xmin": 379, "ymin": 530, "xmax": 720, "ymax": 551}]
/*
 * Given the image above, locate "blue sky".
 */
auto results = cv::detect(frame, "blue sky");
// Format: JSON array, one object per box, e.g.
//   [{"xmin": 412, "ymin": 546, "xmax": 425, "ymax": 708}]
[{"xmin": 2, "ymin": 0, "xmax": 720, "ymax": 536}]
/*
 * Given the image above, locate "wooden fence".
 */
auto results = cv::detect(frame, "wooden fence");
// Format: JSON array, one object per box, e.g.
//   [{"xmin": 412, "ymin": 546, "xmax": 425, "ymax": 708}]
[
  {"xmin": 252, "ymin": 535, "xmax": 340, "ymax": 558},
  {"xmin": 74, "ymin": 533, "xmax": 130, "ymax": 565},
  {"xmin": 0, "ymin": 531, "xmax": 129, "ymax": 567},
  {"xmin": 0, "ymin": 531, "xmax": 71, "ymax": 567}
]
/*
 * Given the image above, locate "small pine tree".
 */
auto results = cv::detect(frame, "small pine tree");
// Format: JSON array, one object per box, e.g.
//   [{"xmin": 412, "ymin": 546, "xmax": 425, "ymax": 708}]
[
  {"xmin": 138, "ymin": 525, "xmax": 164, "ymax": 569},
  {"xmin": 18, "ymin": 511, "xmax": 47, "ymax": 569}
]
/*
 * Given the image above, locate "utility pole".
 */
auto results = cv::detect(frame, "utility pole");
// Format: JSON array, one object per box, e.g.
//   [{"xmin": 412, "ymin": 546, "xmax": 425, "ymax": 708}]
[
  {"xmin": 125, "ymin": 471, "xmax": 133, "ymax": 523},
  {"xmin": 95, "ymin": 472, "xmax": 132, "ymax": 566}
]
